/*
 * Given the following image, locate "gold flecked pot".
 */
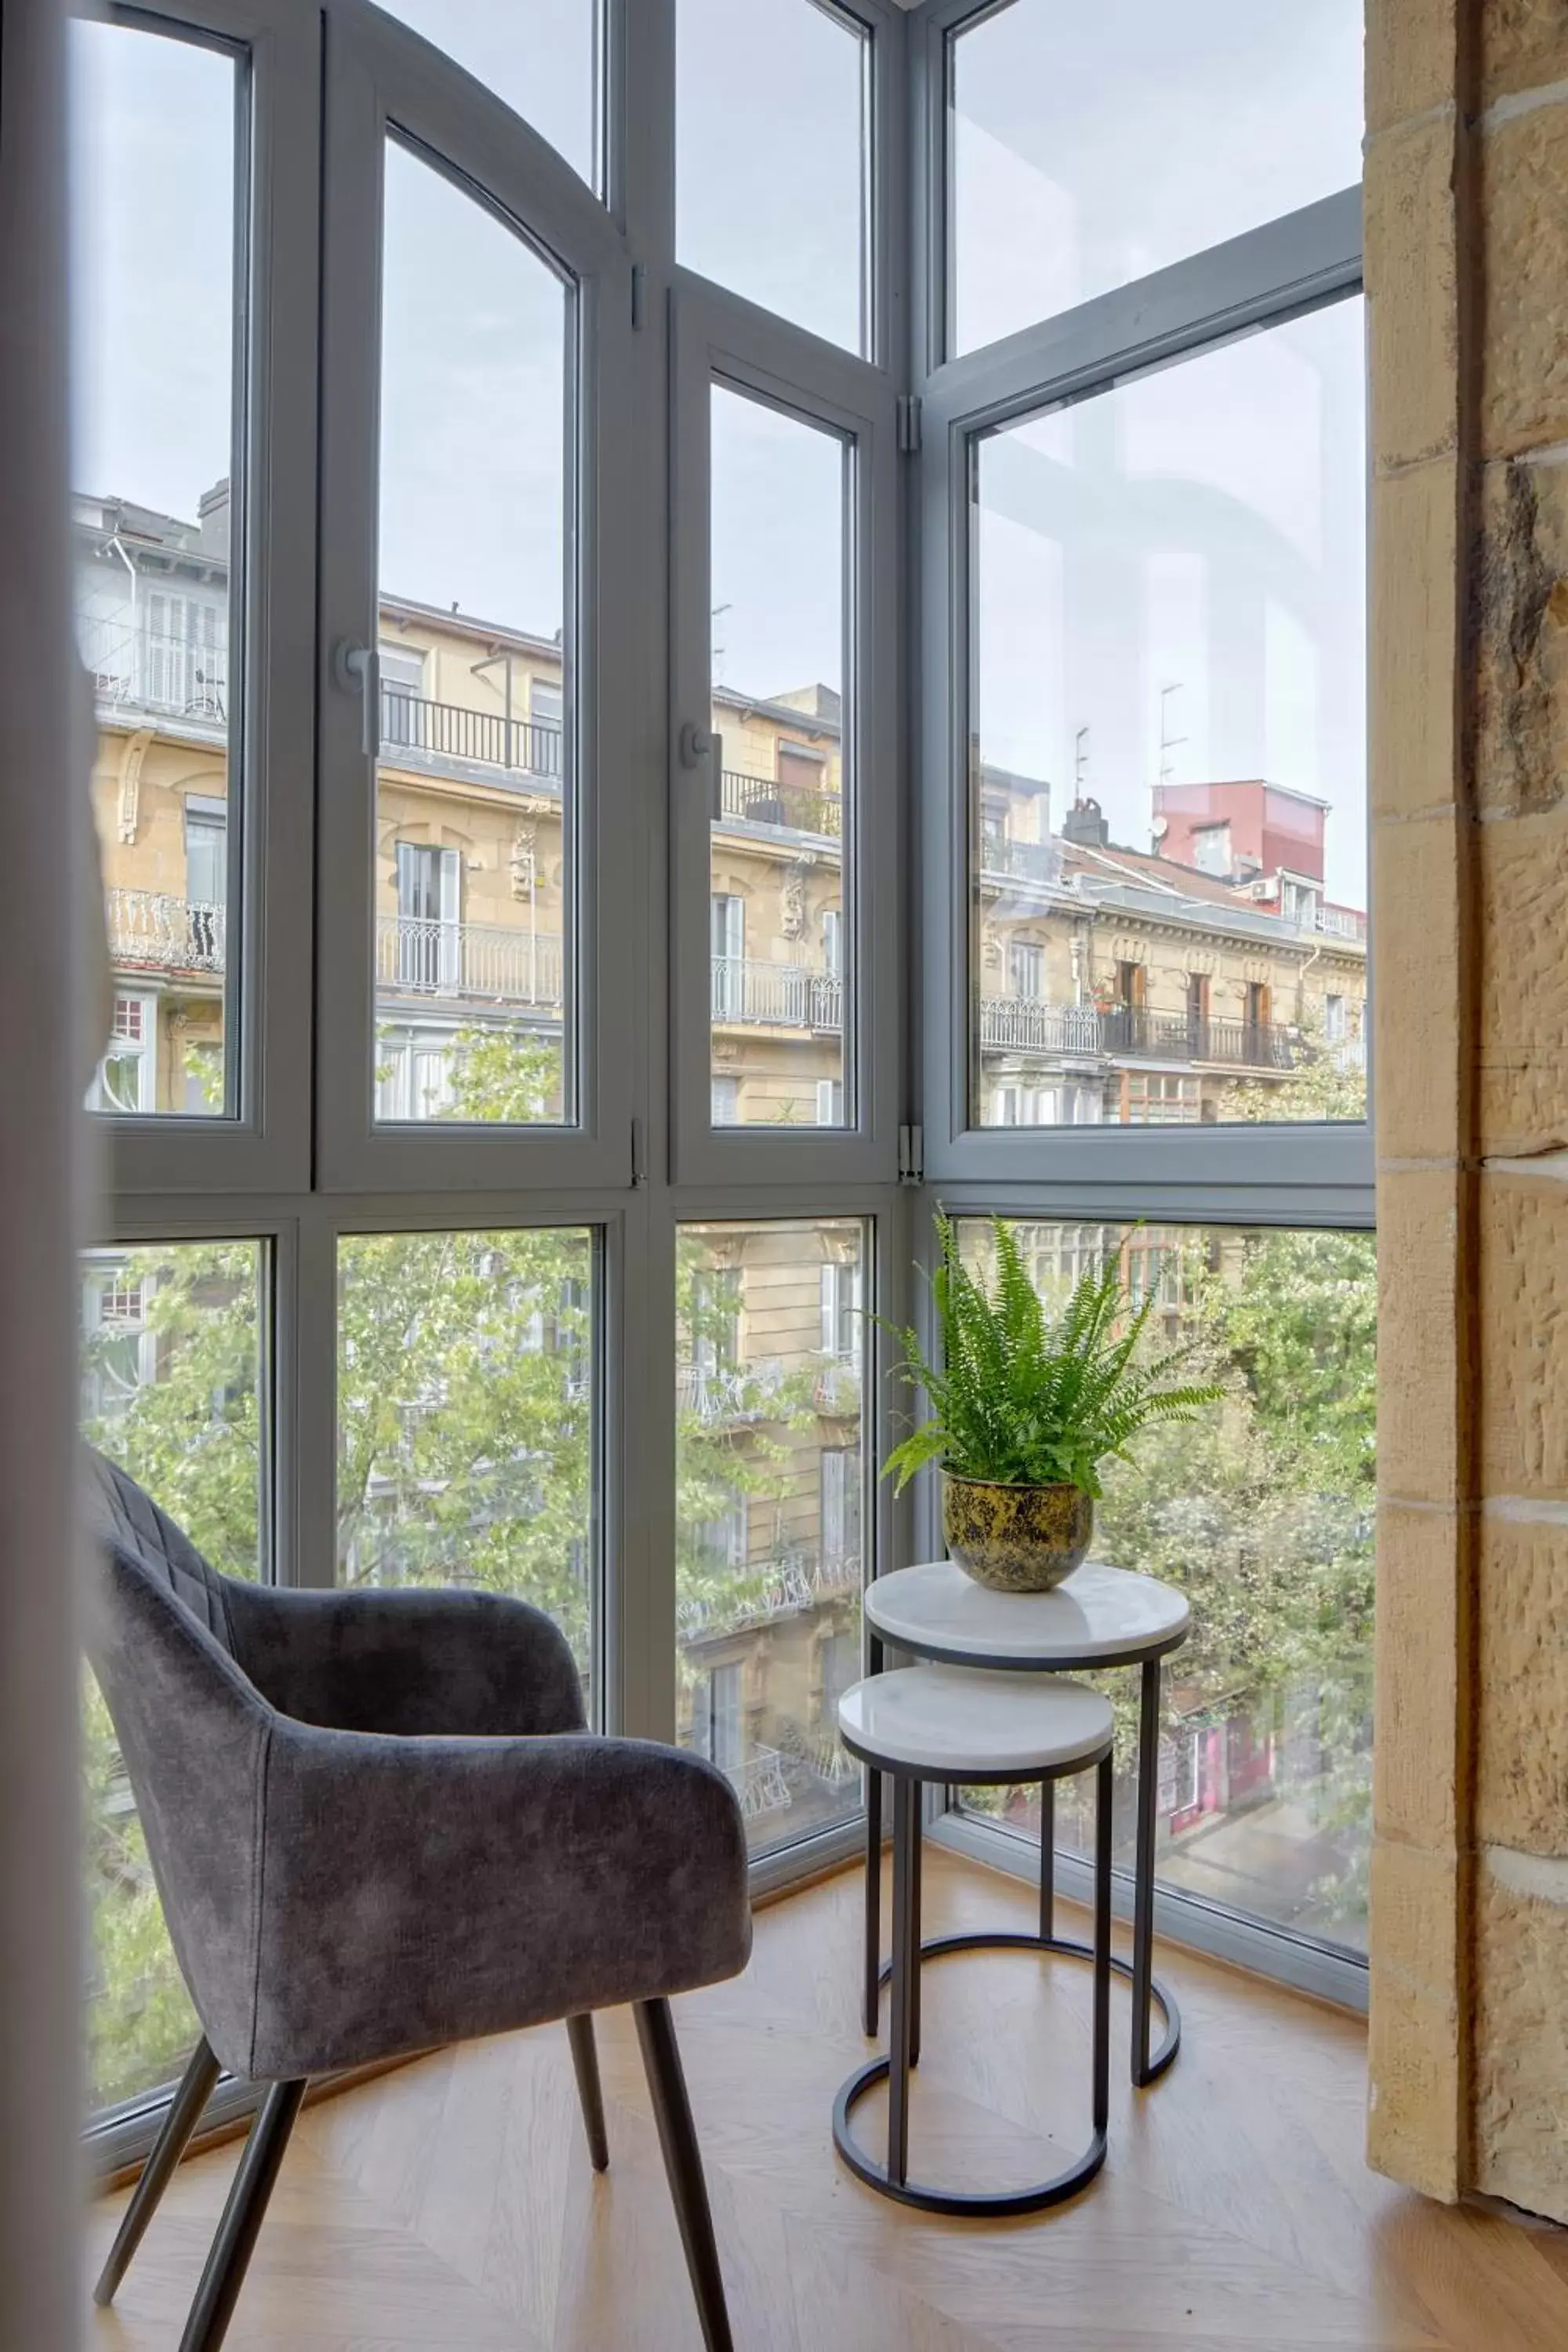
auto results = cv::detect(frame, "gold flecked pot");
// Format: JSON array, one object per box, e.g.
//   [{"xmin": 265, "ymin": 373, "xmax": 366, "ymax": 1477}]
[{"xmin": 942, "ymin": 1475, "xmax": 1093, "ymax": 1593}]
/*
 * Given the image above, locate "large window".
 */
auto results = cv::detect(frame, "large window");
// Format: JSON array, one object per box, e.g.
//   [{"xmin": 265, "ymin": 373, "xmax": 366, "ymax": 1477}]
[
  {"xmin": 967, "ymin": 301, "xmax": 1367, "ymax": 1132},
  {"xmin": 74, "ymin": 0, "xmax": 1368, "ymax": 2161},
  {"xmin": 677, "ymin": 0, "xmax": 871, "ymax": 354},
  {"xmin": 71, "ymin": 16, "xmax": 241, "ymax": 1120},
  {"xmin": 374, "ymin": 140, "xmax": 575, "ymax": 1129},
  {"xmin": 952, "ymin": 1221, "xmax": 1375, "ymax": 1953},
  {"xmin": 81, "ymin": 1241, "xmax": 267, "ymax": 2113},
  {"xmin": 676, "ymin": 1221, "xmax": 869, "ymax": 1858},
  {"xmin": 946, "ymin": 0, "xmax": 1364, "ymax": 356}
]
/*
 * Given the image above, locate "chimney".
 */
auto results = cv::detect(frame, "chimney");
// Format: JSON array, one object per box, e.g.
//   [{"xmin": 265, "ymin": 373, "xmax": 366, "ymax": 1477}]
[
  {"xmin": 1062, "ymin": 795, "xmax": 1109, "ymax": 848},
  {"xmin": 197, "ymin": 477, "xmax": 231, "ymax": 558}
]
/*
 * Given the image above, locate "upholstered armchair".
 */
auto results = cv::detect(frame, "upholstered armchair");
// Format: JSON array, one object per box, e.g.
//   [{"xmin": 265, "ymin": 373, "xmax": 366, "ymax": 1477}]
[{"xmin": 85, "ymin": 1454, "xmax": 752, "ymax": 2352}]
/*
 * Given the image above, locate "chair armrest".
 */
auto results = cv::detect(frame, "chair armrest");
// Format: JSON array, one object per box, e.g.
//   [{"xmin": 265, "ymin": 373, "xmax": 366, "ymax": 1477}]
[
  {"xmin": 223, "ymin": 1581, "xmax": 586, "ymax": 1738},
  {"xmin": 245, "ymin": 1726, "xmax": 752, "ymax": 2081}
]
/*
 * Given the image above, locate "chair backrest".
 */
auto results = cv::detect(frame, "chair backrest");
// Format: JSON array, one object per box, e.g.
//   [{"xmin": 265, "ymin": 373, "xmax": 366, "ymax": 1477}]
[
  {"xmin": 83, "ymin": 1449, "xmax": 272, "ymax": 2077},
  {"xmin": 87, "ymin": 1450, "xmax": 238, "ymax": 1652}
]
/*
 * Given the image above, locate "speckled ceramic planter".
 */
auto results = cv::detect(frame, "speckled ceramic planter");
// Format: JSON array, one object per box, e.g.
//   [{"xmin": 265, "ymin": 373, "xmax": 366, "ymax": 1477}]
[{"xmin": 942, "ymin": 1475, "xmax": 1094, "ymax": 1593}]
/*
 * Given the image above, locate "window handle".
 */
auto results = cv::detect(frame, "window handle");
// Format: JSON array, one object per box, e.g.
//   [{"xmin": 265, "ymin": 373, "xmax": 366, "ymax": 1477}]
[
  {"xmin": 334, "ymin": 641, "xmax": 379, "ymax": 757},
  {"xmin": 680, "ymin": 721, "xmax": 723, "ymax": 822}
]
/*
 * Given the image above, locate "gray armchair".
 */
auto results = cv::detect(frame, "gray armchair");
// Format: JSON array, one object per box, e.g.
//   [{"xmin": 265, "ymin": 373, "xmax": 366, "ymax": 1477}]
[{"xmin": 85, "ymin": 1453, "xmax": 751, "ymax": 2352}]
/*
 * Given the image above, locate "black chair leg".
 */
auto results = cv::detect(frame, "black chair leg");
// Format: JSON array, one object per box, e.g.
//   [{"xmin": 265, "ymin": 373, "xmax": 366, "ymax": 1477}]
[
  {"xmin": 177, "ymin": 2077, "xmax": 306, "ymax": 2352},
  {"xmin": 94, "ymin": 2034, "xmax": 222, "ymax": 2307},
  {"xmin": 633, "ymin": 1998, "xmax": 734, "ymax": 2352},
  {"xmin": 567, "ymin": 2012, "xmax": 610, "ymax": 2171}
]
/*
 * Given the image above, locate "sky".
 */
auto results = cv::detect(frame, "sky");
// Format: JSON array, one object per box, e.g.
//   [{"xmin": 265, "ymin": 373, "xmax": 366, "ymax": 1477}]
[{"xmin": 68, "ymin": 1, "xmax": 1368, "ymax": 906}]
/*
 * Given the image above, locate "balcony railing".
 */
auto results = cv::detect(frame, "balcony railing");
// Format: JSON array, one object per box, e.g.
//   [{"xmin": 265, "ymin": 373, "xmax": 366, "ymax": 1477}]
[
  {"xmin": 107, "ymin": 888, "xmax": 226, "ymax": 977},
  {"xmin": 725, "ymin": 1746, "xmax": 793, "ymax": 1822},
  {"xmin": 674, "ymin": 1356, "xmax": 789, "ymax": 1425},
  {"xmin": 719, "ymin": 768, "xmax": 842, "ymax": 838},
  {"xmin": 376, "ymin": 916, "xmax": 563, "ymax": 1006},
  {"xmin": 980, "ymin": 829, "xmax": 1059, "ymax": 885},
  {"xmin": 978, "ymin": 996, "xmax": 1298, "ymax": 1071},
  {"xmin": 711, "ymin": 956, "xmax": 842, "ymax": 1031},
  {"xmin": 380, "ymin": 686, "xmax": 561, "ymax": 781},
  {"xmin": 679, "ymin": 1543, "xmax": 861, "ymax": 1640},
  {"xmin": 82, "ymin": 614, "xmax": 227, "ymax": 726}
]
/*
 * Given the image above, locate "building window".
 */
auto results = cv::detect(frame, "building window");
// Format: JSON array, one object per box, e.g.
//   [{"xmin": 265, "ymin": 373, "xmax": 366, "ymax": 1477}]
[
  {"xmin": 394, "ymin": 841, "xmax": 461, "ymax": 993},
  {"xmin": 711, "ymin": 1074, "xmax": 741, "ymax": 1125},
  {"xmin": 820, "ymin": 1257, "xmax": 862, "ymax": 1362},
  {"xmin": 816, "ymin": 1079, "xmax": 844, "ymax": 1126},
  {"xmin": 1008, "ymin": 941, "xmax": 1044, "ymax": 1000},
  {"xmin": 698, "ymin": 1662, "xmax": 745, "ymax": 1775},
  {"xmin": 821, "ymin": 906, "xmax": 843, "ymax": 979},
  {"xmin": 710, "ymin": 891, "xmax": 745, "ymax": 1022},
  {"xmin": 1325, "ymin": 993, "xmax": 1346, "ymax": 1042},
  {"xmin": 820, "ymin": 1445, "xmax": 861, "ymax": 1564},
  {"xmin": 92, "ymin": 993, "xmax": 157, "ymax": 1116}
]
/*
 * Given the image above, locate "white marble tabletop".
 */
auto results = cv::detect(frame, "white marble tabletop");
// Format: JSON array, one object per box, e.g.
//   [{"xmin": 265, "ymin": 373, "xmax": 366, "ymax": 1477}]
[
  {"xmin": 838, "ymin": 1665, "xmax": 1115, "ymax": 1779},
  {"xmin": 863, "ymin": 1558, "xmax": 1189, "ymax": 1666}
]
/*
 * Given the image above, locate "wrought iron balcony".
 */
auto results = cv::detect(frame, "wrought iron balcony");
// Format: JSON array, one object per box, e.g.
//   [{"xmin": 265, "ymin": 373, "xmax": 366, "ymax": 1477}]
[
  {"xmin": 719, "ymin": 768, "xmax": 842, "ymax": 839},
  {"xmin": 677, "ymin": 1542, "xmax": 862, "ymax": 1641},
  {"xmin": 724, "ymin": 1746, "xmax": 793, "ymax": 1822},
  {"xmin": 376, "ymin": 916, "xmax": 563, "ymax": 1006},
  {"xmin": 978, "ymin": 996, "xmax": 1298, "ymax": 1071},
  {"xmin": 380, "ymin": 686, "xmax": 561, "ymax": 781},
  {"xmin": 710, "ymin": 956, "xmax": 842, "ymax": 1031},
  {"xmin": 106, "ymin": 889, "xmax": 226, "ymax": 978},
  {"xmin": 979, "ymin": 828, "xmax": 1060, "ymax": 885}
]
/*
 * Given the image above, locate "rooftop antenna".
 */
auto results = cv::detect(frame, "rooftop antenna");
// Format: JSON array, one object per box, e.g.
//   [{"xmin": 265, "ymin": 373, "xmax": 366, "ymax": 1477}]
[
  {"xmin": 1074, "ymin": 725, "xmax": 1090, "ymax": 797},
  {"xmin": 1159, "ymin": 682, "xmax": 1188, "ymax": 785}
]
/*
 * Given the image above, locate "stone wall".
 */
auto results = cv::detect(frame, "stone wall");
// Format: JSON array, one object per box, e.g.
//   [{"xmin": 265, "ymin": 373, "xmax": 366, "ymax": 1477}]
[{"xmin": 1367, "ymin": 0, "xmax": 1568, "ymax": 2222}]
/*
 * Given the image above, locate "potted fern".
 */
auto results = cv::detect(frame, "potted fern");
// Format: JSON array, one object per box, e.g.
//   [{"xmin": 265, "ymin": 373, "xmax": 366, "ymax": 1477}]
[{"xmin": 882, "ymin": 1217, "xmax": 1225, "ymax": 1593}]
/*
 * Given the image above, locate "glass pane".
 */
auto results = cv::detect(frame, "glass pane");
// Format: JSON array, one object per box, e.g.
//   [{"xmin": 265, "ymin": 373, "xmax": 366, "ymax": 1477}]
[
  {"xmin": 81, "ymin": 1240, "xmax": 266, "ymax": 2113},
  {"xmin": 70, "ymin": 22, "xmax": 241, "ymax": 1120},
  {"xmin": 376, "ymin": 2, "xmax": 602, "ymax": 191},
  {"xmin": 676, "ymin": 1219, "xmax": 867, "ymax": 1856},
  {"xmin": 949, "ymin": 0, "xmax": 1364, "ymax": 354},
  {"xmin": 677, "ymin": 0, "xmax": 869, "ymax": 354},
  {"xmin": 951, "ymin": 1220, "xmax": 1375, "ymax": 1954},
  {"xmin": 336, "ymin": 1229, "xmax": 597, "ymax": 1697},
  {"xmin": 710, "ymin": 388, "xmax": 851, "ymax": 1127},
  {"xmin": 375, "ymin": 141, "xmax": 575, "ymax": 1128},
  {"xmin": 969, "ymin": 301, "xmax": 1367, "ymax": 1130}
]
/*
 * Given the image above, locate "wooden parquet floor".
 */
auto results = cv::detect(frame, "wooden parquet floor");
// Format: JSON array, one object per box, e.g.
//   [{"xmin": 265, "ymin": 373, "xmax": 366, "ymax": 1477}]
[{"xmin": 87, "ymin": 1848, "xmax": 1568, "ymax": 2352}]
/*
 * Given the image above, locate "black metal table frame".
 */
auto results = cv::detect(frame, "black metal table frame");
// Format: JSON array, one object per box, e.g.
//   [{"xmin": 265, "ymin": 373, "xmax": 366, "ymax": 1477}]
[
  {"xmin": 834, "ymin": 1730, "xmax": 1116, "ymax": 2216},
  {"xmin": 861, "ymin": 1626, "xmax": 1187, "ymax": 2088}
]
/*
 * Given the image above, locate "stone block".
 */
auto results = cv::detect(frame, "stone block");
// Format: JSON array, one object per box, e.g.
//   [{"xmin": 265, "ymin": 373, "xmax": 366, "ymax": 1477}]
[
  {"xmin": 1483, "ymin": 1, "xmax": 1568, "ymax": 108},
  {"xmin": 1367, "ymin": 1838, "xmax": 1464, "ymax": 2201},
  {"xmin": 1481, "ymin": 101, "xmax": 1568, "ymax": 457},
  {"xmin": 1473, "ymin": 456, "xmax": 1568, "ymax": 820},
  {"xmin": 1477, "ymin": 804, "xmax": 1568, "ymax": 1153},
  {"xmin": 1476, "ymin": 1512, "xmax": 1568, "ymax": 1853},
  {"xmin": 1367, "ymin": 0, "xmax": 1460, "ymax": 134},
  {"xmin": 1377, "ymin": 1169, "xmax": 1468, "ymax": 1508},
  {"xmin": 1366, "ymin": 114, "xmax": 1461, "ymax": 470},
  {"xmin": 1370, "ymin": 458, "xmax": 1462, "ymax": 822},
  {"xmin": 1478, "ymin": 1174, "xmax": 1568, "ymax": 1501},
  {"xmin": 1375, "ymin": 1504, "xmax": 1464, "ymax": 1847},
  {"xmin": 1372, "ymin": 811, "xmax": 1465, "ymax": 1161},
  {"xmin": 1474, "ymin": 1853, "xmax": 1568, "ymax": 2223}
]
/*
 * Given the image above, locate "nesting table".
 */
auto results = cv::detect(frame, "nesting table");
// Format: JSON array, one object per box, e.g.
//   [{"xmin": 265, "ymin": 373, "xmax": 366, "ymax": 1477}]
[{"xmin": 861, "ymin": 1558, "xmax": 1191, "ymax": 2088}]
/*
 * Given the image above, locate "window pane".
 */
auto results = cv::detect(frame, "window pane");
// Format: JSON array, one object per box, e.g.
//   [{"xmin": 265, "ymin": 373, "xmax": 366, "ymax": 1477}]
[
  {"xmin": 710, "ymin": 389, "xmax": 851, "ymax": 1127},
  {"xmin": 336, "ymin": 1230, "xmax": 596, "ymax": 1696},
  {"xmin": 81, "ymin": 1240, "xmax": 266, "ymax": 2113},
  {"xmin": 678, "ymin": 0, "xmax": 869, "ymax": 354},
  {"xmin": 376, "ymin": 142, "xmax": 575, "ymax": 1128},
  {"xmin": 969, "ymin": 302, "xmax": 1367, "ymax": 1130},
  {"xmin": 949, "ymin": 0, "xmax": 1363, "ymax": 354},
  {"xmin": 677, "ymin": 1220, "xmax": 867, "ymax": 1856},
  {"xmin": 376, "ymin": 2, "xmax": 602, "ymax": 191},
  {"xmin": 951, "ymin": 1220, "xmax": 1375, "ymax": 1955},
  {"xmin": 71, "ymin": 22, "xmax": 241, "ymax": 1120}
]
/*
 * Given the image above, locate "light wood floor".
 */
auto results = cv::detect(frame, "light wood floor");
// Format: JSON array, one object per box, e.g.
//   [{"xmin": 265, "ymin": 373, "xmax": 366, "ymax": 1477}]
[{"xmin": 88, "ymin": 1848, "xmax": 1568, "ymax": 2351}]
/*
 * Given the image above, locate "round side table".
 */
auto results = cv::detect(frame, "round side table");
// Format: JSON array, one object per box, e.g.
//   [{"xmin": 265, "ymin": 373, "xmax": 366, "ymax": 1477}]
[
  {"xmin": 862, "ymin": 1559, "xmax": 1190, "ymax": 2088},
  {"xmin": 833, "ymin": 1665, "xmax": 1116, "ymax": 2216}
]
